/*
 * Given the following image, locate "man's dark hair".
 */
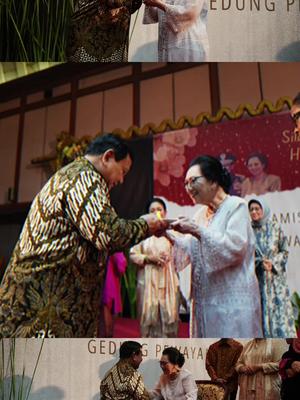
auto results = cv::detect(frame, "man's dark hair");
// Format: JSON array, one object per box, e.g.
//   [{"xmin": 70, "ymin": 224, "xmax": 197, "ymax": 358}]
[
  {"xmin": 119, "ymin": 341, "xmax": 142, "ymax": 359},
  {"xmin": 292, "ymin": 92, "xmax": 300, "ymax": 106},
  {"xmin": 85, "ymin": 133, "xmax": 133, "ymax": 161}
]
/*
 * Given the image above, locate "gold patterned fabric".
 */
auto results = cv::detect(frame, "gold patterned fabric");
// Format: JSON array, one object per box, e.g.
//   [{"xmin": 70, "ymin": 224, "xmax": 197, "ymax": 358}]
[
  {"xmin": 100, "ymin": 360, "xmax": 150, "ymax": 400},
  {"xmin": 197, "ymin": 383, "xmax": 226, "ymax": 400},
  {"xmin": 206, "ymin": 339, "xmax": 243, "ymax": 393},
  {"xmin": 0, "ymin": 157, "xmax": 148, "ymax": 338},
  {"xmin": 67, "ymin": 0, "xmax": 142, "ymax": 61}
]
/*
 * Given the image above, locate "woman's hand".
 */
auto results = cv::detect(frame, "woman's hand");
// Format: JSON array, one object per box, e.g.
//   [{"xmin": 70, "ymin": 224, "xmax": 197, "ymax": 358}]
[
  {"xmin": 146, "ymin": 253, "xmax": 168, "ymax": 267},
  {"xmin": 263, "ymin": 259, "xmax": 273, "ymax": 272},
  {"xmin": 170, "ymin": 217, "xmax": 200, "ymax": 239},
  {"xmin": 291, "ymin": 361, "xmax": 300, "ymax": 374},
  {"xmin": 239, "ymin": 365, "xmax": 256, "ymax": 375},
  {"xmin": 143, "ymin": 0, "xmax": 166, "ymax": 11},
  {"xmin": 141, "ymin": 213, "xmax": 169, "ymax": 236}
]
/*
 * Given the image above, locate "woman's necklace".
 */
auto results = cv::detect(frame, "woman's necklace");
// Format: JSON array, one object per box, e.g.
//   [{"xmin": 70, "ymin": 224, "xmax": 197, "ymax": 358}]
[{"xmin": 205, "ymin": 195, "xmax": 228, "ymax": 225}]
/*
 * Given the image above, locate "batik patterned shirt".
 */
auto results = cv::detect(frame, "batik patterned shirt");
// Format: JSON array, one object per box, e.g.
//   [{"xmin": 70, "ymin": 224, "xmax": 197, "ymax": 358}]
[
  {"xmin": 0, "ymin": 157, "xmax": 148, "ymax": 337},
  {"xmin": 100, "ymin": 360, "xmax": 150, "ymax": 400}
]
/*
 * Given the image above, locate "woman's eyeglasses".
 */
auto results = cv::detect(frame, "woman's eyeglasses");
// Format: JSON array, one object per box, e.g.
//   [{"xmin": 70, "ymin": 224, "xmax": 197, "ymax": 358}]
[
  {"xmin": 291, "ymin": 111, "xmax": 300, "ymax": 123},
  {"xmin": 184, "ymin": 176, "xmax": 204, "ymax": 188}
]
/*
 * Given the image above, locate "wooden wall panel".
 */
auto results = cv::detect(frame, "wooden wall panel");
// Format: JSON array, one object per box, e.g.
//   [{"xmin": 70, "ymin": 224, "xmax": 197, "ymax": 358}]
[
  {"xmin": 260, "ymin": 63, "xmax": 300, "ymax": 102},
  {"xmin": 103, "ymin": 85, "xmax": 133, "ymax": 132},
  {"xmin": 218, "ymin": 63, "xmax": 261, "ymax": 110},
  {"xmin": 18, "ymin": 108, "xmax": 46, "ymax": 202},
  {"xmin": 174, "ymin": 65, "xmax": 211, "ymax": 119},
  {"xmin": 75, "ymin": 93, "xmax": 103, "ymax": 138},
  {"xmin": 140, "ymin": 74, "xmax": 173, "ymax": 126},
  {"xmin": 0, "ymin": 115, "xmax": 19, "ymax": 204}
]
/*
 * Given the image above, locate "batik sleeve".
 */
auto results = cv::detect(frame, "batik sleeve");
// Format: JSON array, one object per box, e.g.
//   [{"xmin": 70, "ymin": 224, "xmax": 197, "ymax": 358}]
[
  {"xmin": 128, "ymin": 371, "xmax": 150, "ymax": 400},
  {"xmin": 205, "ymin": 347, "xmax": 218, "ymax": 380},
  {"xmin": 64, "ymin": 170, "xmax": 149, "ymax": 252}
]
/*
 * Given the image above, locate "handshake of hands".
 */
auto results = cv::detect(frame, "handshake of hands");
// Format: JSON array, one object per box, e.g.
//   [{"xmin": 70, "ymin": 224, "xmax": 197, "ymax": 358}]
[{"xmin": 140, "ymin": 213, "xmax": 200, "ymax": 238}]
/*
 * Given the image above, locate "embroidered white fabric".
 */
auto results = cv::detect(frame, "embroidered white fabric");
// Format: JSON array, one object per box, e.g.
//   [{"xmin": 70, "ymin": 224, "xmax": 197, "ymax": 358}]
[
  {"xmin": 143, "ymin": 0, "xmax": 209, "ymax": 62},
  {"xmin": 173, "ymin": 196, "xmax": 263, "ymax": 338}
]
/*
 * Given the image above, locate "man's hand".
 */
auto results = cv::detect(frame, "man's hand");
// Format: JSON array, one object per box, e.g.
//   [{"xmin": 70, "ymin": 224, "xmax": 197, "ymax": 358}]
[
  {"xmin": 143, "ymin": 0, "xmax": 166, "ymax": 11},
  {"xmin": 141, "ymin": 213, "xmax": 169, "ymax": 236}
]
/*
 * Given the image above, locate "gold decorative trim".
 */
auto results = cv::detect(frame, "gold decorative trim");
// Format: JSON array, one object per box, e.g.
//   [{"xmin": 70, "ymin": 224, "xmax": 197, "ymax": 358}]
[
  {"xmin": 31, "ymin": 96, "xmax": 292, "ymax": 169},
  {"xmin": 112, "ymin": 96, "xmax": 292, "ymax": 138}
]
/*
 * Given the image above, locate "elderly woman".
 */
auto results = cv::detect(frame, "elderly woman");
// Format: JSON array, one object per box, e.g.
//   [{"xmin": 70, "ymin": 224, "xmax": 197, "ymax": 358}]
[
  {"xmin": 130, "ymin": 198, "xmax": 180, "ymax": 338},
  {"xmin": 143, "ymin": 0, "xmax": 209, "ymax": 61},
  {"xmin": 167, "ymin": 155, "xmax": 262, "ymax": 338},
  {"xmin": 248, "ymin": 198, "xmax": 296, "ymax": 338},
  {"xmin": 241, "ymin": 152, "xmax": 281, "ymax": 197},
  {"xmin": 67, "ymin": 0, "xmax": 142, "ymax": 61},
  {"xmin": 151, "ymin": 347, "xmax": 198, "ymax": 400},
  {"xmin": 236, "ymin": 339, "xmax": 287, "ymax": 400}
]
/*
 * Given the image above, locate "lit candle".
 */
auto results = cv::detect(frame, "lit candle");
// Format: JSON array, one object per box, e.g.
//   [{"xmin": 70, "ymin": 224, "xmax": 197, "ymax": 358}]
[{"xmin": 156, "ymin": 211, "xmax": 162, "ymax": 220}]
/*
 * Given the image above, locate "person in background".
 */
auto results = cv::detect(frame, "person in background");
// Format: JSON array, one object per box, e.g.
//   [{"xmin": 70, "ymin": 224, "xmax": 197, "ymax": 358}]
[
  {"xmin": 150, "ymin": 347, "xmax": 198, "ymax": 400},
  {"xmin": 236, "ymin": 339, "xmax": 287, "ymax": 400},
  {"xmin": 67, "ymin": 0, "xmax": 142, "ymax": 61},
  {"xmin": 130, "ymin": 198, "xmax": 180, "ymax": 338},
  {"xmin": 143, "ymin": 0, "xmax": 209, "ymax": 62},
  {"xmin": 248, "ymin": 197, "xmax": 296, "ymax": 338},
  {"xmin": 291, "ymin": 92, "xmax": 300, "ymax": 134},
  {"xmin": 279, "ymin": 339, "xmax": 300, "ymax": 400},
  {"xmin": 218, "ymin": 152, "xmax": 244, "ymax": 196},
  {"xmin": 241, "ymin": 152, "xmax": 281, "ymax": 197},
  {"xmin": 100, "ymin": 252, "xmax": 127, "ymax": 337},
  {"xmin": 100, "ymin": 341, "xmax": 149, "ymax": 400},
  {"xmin": 206, "ymin": 338, "xmax": 243, "ymax": 400}
]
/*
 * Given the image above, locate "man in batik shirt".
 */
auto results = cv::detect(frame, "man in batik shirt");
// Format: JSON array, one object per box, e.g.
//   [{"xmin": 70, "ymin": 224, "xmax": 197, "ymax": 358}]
[
  {"xmin": 100, "ymin": 341, "xmax": 149, "ymax": 400},
  {"xmin": 0, "ymin": 134, "xmax": 164, "ymax": 338},
  {"xmin": 206, "ymin": 338, "xmax": 243, "ymax": 400}
]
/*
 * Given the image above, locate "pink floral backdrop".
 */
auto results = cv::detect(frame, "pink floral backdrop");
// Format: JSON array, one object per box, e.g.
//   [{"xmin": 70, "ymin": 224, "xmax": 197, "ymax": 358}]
[{"xmin": 153, "ymin": 112, "xmax": 299, "ymax": 204}]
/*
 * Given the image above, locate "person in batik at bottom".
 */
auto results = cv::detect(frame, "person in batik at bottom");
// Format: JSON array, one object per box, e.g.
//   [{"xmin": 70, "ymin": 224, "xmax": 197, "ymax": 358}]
[
  {"xmin": 100, "ymin": 341, "xmax": 149, "ymax": 400},
  {"xmin": 236, "ymin": 339, "xmax": 288, "ymax": 400},
  {"xmin": 130, "ymin": 198, "xmax": 180, "ymax": 338},
  {"xmin": 279, "ymin": 339, "xmax": 300, "ymax": 400},
  {"xmin": 67, "ymin": 0, "xmax": 142, "ymax": 62},
  {"xmin": 206, "ymin": 338, "xmax": 243, "ymax": 400}
]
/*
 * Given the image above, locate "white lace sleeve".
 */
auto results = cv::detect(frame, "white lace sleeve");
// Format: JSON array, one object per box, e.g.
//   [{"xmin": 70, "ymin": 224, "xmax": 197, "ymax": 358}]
[
  {"xmin": 165, "ymin": 0, "xmax": 204, "ymax": 33},
  {"xmin": 172, "ymin": 234, "xmax": 196, "ymax": 272},
  {"xmin": 198, "ymin": 202, "xmax": 254, "ymax": 273}
]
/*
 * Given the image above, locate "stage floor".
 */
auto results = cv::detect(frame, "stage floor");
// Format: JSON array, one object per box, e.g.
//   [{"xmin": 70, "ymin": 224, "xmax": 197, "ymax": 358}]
[{"xmin": 114, "ymin": 317, "xmax": 189, "ymax": 338}]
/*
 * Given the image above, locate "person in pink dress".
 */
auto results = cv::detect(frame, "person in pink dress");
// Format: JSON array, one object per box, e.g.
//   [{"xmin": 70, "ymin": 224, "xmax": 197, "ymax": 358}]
[{"xmin": 100, "ymin": 252, "xmax": 127, "ymax": 337}]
